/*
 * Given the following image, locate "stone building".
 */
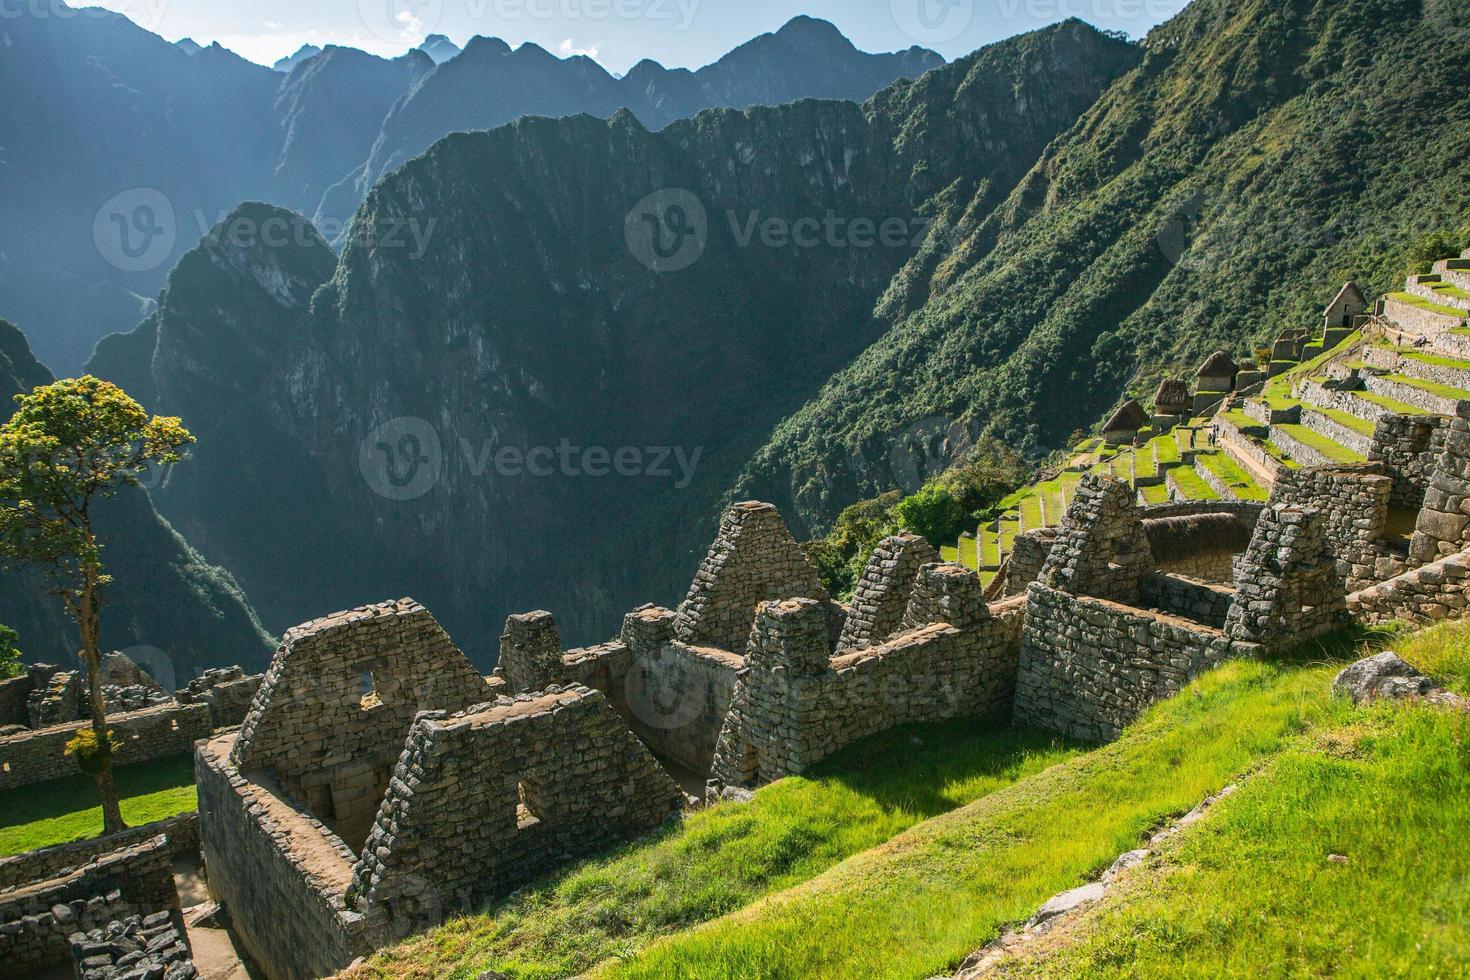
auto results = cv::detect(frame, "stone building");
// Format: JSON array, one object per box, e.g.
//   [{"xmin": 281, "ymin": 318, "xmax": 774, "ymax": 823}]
[
  {"xmin": 1194, "ymin": 350, "xmax": 1238, "ymax": 406},
  {"xmin": 1152, "ymin": 377, "xmax": 1192, "ymax": 420},
  {"xmin": 1323, "ymin": 281, "xmax": 1367, "ymax": 330},
  {"xmin": 1101, "ymin": 399, "xmax": 1150, "ymax": 444}
]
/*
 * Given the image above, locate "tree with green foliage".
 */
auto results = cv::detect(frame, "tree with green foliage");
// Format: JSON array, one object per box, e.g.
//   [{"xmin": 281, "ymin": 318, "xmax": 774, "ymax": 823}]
[
  {"xmin": 0, "ymin": 377, "xmax": 193, "ymax": 834},
  {"xmin": 0, "ymin": 623, "xmax": 19, "ymax": 680}
]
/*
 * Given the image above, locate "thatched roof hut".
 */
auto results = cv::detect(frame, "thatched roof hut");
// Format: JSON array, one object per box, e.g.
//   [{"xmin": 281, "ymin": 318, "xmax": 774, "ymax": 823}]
[
  {"xmin": 1102, "ymin": 399, "xmax": 1150, "ymax": 438},
  {"xmin": 1153, "ymin": 378, "xmax": 1191, "ymax": 416}
]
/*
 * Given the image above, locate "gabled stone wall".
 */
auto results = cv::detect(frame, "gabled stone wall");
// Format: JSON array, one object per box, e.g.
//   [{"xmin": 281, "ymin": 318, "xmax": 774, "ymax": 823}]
[
  {"xmin": 347, "ymin": 686, "xmax": 683, "ymax": 922},
  {"xmin": 230, "ymin": 599, "xmax": 490, "ymax": 849},
  {"xmin": 1224, "ymin": 506, "xmax": 1349, "ymax": 650},
  {"xmin": 1369, "ymin": 413, "xmax": 1451, "ymax": 509},
  {"xmin": 673, "ymin": 502, "xmax": 835, "ymax": 652},
  {"xmin": 711, "ymin": 565, "xmax": 1024, "ymax": 787},
  {"xmin": 836, "ymin": 533, "xmax": 940, "ymax": 651}
]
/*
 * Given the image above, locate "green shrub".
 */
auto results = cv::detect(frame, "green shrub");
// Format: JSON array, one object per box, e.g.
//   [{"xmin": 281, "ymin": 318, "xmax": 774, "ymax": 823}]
[
  {"xmin": 0, "ymin": 625, "xmax": 18, "ymax": 680},
  {"xmin": 65, "ymin": 728, "xmax": 117, "ymax": 777}
]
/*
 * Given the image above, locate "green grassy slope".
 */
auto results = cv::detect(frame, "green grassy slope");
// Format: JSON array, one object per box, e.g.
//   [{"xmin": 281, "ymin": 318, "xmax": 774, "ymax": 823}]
[
  {"xmin": 991, "ymin": 620, "xmax": 1470, "ymax": 977},
  {"xmin": 0, "ymin": 754, "xmax": 197, "ymax": 856},
  {"xmin": 597, "ymin": 631, "xmax": 1397, "ymax": 979},
  {"xmin": 734, "ymin": 0, "xmax": 1470, "ymax": 535}
]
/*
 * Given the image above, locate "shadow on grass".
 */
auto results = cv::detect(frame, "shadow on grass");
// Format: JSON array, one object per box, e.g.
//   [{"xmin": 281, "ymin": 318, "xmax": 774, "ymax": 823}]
[
  {"xmin": 812, "ymin": 715, "xmax": 1080, "ymax": 818},
  {"xmin": 0, "ymin": 753, "xmax": 194, "ymax": 828},
  {"xmin": 1263, "ymin": 623, "xmax": 1406, "ymax": 671}
]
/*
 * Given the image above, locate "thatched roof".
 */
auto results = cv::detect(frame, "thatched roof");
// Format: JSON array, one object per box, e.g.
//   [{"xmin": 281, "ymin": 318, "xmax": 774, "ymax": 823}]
[
  {"xmin": 1102, "ymin": 399, "xmax": 1149, "ymax": 434},
  {"xmin": 1153, "ymin": 378, "xmax": 1191, "ymax": 413},
  {"xmin": 1144, "ymin": 513, "xmax": 1253, "ymax": 564},
  {"xmin": 1195, "ymin": 350, "xmax": 1237, "ymax": 378}
]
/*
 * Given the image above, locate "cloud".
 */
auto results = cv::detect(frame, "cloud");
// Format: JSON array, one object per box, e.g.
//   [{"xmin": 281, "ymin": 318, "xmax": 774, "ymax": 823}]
[{"xmin": 558, "ymin": 38, "xmax": 600, "ymax": 59}]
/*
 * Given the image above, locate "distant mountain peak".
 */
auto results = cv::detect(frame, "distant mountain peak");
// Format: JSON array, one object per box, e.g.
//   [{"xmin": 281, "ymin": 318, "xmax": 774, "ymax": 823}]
[
  {"xmin": 274, "ymin": 44, "xmax": 323, "ymax": 73},
  {"xmin": 175, "ymin": 37, "xmax": 202, "ymax": 56},
  {"xmin": 419, "ymin": 34, "xmax": 461, "ymax": 64}
]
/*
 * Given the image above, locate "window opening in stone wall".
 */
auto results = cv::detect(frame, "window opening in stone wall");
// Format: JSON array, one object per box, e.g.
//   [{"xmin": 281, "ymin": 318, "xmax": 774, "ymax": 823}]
[
  {"xmin": 517, "ymin": 781, "xmax": 544, "ymax": 831},
  {"xmin": 360, "ymin": 669, "xmax": 382, "ymax": 710}
]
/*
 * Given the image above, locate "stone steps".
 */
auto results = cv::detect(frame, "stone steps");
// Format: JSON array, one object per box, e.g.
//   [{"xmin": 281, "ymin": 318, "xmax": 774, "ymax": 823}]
[
  {"xmin": 1269, "ymin": 422, "xmax": 1367, "ymax": 468},
  {"xmin": 1362, "ymin": 373, "xmax": 1470, "ymax": 418}
]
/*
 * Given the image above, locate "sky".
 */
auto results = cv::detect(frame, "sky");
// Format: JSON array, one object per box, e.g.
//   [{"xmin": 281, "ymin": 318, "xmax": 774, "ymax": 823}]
[{"xmin": 85, "ymin": 0, "xmax": 1188, "ymax": 73}]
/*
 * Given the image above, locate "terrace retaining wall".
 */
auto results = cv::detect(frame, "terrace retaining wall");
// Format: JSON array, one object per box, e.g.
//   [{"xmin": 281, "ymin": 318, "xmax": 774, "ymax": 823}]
[{"xmin": 0, "ymin": 701, "xmax": 211, "ymax": 791}]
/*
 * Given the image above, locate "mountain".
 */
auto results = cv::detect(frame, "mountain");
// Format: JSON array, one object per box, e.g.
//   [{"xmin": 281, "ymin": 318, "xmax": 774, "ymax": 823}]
[
  {"xmin": 271, "ymin": 47, "xmax": 436, "ymax": 215},
  {"xmin": 0, "ymin": 319, "xmax": 275, "ymax": 677},
  {"xmin": 273, "ymin": 44, "xmax": 322, "ymax": 73},
  {"xmin": 1, "ymin": 7, "xmax": 944, "ymax": 375},
  {"xmin": 175, "ymin": 37, "xmax": 203, "ymax": 56},
  {"xmin": 89, "ymin": 23, "xmax": 1135, "ymax": 660},
  {"xmin": 317, "ymin": 17, "xmax": 944, "ymax": 226},
  {"xmin": 732, "ymin": 0, "xmax": 1470, "ymax": 534},
  {"xmin": 420, "ymin": 35, "xmax": 461, "ymax": 64}
]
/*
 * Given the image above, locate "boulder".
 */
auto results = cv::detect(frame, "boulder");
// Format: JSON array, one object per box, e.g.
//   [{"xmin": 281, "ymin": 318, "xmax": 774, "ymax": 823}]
[{"xmin": 1332, "ymin": 652, "xmax": 1433, "ymax": 705}]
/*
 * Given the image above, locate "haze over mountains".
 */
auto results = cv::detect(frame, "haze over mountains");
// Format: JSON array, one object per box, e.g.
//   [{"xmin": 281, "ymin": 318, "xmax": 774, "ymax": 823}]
[{"xmin": 0, "ymin": 4, "xmax": 942, "ymax": 375}]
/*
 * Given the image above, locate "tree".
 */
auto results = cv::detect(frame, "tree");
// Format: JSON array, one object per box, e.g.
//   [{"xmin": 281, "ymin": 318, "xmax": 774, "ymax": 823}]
[
  {"xmin": 0, "ymin": 623, "xmax": 19, "ymax": 679},
  {"xmin": 0, "ymin": 377, "xmax": 193, "ymax": 834}
]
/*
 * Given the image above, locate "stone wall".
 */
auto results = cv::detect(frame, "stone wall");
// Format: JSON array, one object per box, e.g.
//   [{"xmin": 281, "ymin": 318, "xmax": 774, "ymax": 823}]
[
  {"xmin": 1014, "ymin": 583, "xmax": 1255, "ymax": 742},
  {"xmin": 29, "ymin": 669, "xmax": 81, "ymax": 728},
  {"xmin": 0, "ymin": 813, "xmax": 197, "ymax": 892},
  {"xmin": 711, "ymin": 566, "xmax": 1025, "ymax": 787},
  {"xmin": 347, "ymin": 686, "xmax": 683, "ymax": 922},
  {"xmin": 1409, "ymin": 419, "xmax": 1470, "ymax": 564},
  {"xmin": 1038, "ymin": 475, "xmax": 1153, "ymax": 604},
  {"xmin": 196, "ymin": 734, "xmax": 371, "ymax": 980},
  {"xmin": 175, "ymin": 667, "xmax": 262, "ymax": 729},
  {"xmin": 0, "ymin": 673, "xmax": 36, "ymax": 728},
  {"xmin": 1370, "ymin": 413, "xmax": 1451, "ymax": 509},
  {"xmin": 1144, "ymin": 512, "xmax": 1254, "ymax": 584},
  {"xmin": 836, "ymin": 533, "xmax": 939, "ymax": 652},
  {"xmin": 1139, "ymin": 572, "xmax": 1236, "ymax": 629},
  {"xmin": 1223, "ymin": 506, "xmax": 1349, "ymax": 651},
  {"xmin": 1003, "ymin": 528, "xmax": 1056, "ymax": 598},
  {"xmin": 230, "ymin": 599, "xmax": 490, "ymax": 850},
  {"xmin": 673, "ymin": 502, "xmax": 835, "ymax": 653},
  {"xmin": 1382, "ymin": 296, "xmax": 1468, "ymax": 337},
  {"xmin": 0, "ymin": 835, "xmax": 180, "ymax": 979},
  {"xmin": 1269, "ymin": 465, "xmax": 1395, "ymax": 592},
  {"xmin": 0, "ymin": 701, "xmax": 211, "ymax": 791},
  {"xmin": 1348, "ymin": 551, "xmax": 1470, "ymax": 626}
]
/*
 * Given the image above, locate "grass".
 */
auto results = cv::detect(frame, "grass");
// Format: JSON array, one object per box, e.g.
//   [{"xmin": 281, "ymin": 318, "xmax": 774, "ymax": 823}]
[
  {"xmin": 0, "ymin": 754, "xmax": 197, "ymax": 856},
  {"xmin": 1381, "ymin": 372, "xmax": 1470, "ymax": 402},
  {"xmin": 595, "ymin": 630, "xmax": 1404, "ymax": 979},
  {"xmin": 1272, "ymin": 423, "xmax": 1367, "ymax": 464},
  {"xmin": 1139, "ymin": 483, "xmax": 1172, "ymax": 505},
  {"xmin": 1387, "ymin": 291, "xmax": 1469, "ymax": 319},
  {"xmin": 1304, "ymin": 404, "xmax": 1376, "ymax": 437},
  {"xmin": 1353, "ymin": 388, "xmax": 1425, "ymax": 416},
  {"xmin": 1166, "ymin": 465, "xmax": 1220, "ymax": 501},
  {"xmin": 352, "ymin": 720, "xmax": 1080, "ymax": 979},
  {"xmin": 978, "ymin": 621, "xmax": 1470, "ymax": 977},
  {"xmin": 1402, "ymin": 348, "xmax": 1470, "ymax": 371},
  {"xmin": 1196, "ymin": 452, "xmax": 1268, "ymax": 501}
]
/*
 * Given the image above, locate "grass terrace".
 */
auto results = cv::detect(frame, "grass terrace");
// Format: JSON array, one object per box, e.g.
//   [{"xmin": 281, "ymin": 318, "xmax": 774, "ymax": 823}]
[
  {"xmin": 1381, "ymin": 373, "xmax": 1470, "ymax": 403},
  {"xmin": 582, "ymin": 628, "xmax": 1449, "ymax": 979},
  {"xmin": 1272, "ymin": 424, "xmax": 1368, "ymax": 464},
  {"xmin": 1196, "ymin": 451, "xmax": 1268, "ymax": 501},
  {"xmin": 1388, "ymin": 291, "xmax": 1469, "ymax": 319},
  {"xmin": 1307, "ymin": 405, "xmax": 1377, "ymax": 437},
  {"xmin": 1167, "ymin": 465, "xmax": 1220, "ymax": 501},
  {"xmin": 0, "ymin": 754, "xmax": 197, "ymax": 856}
]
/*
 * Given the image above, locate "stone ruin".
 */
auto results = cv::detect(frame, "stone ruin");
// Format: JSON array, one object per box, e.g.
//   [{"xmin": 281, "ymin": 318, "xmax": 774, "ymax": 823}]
[
  {"xmin": 1013, "ymin": 475, "xmax": 1346, "ymax": 741},
  {"xmin": 190, "ymin": 472, "xmax": 1438, "ymax": 975},
  {"xmin": 0, "ymin": 651, "xmax": 264, "ymax": 793}
]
